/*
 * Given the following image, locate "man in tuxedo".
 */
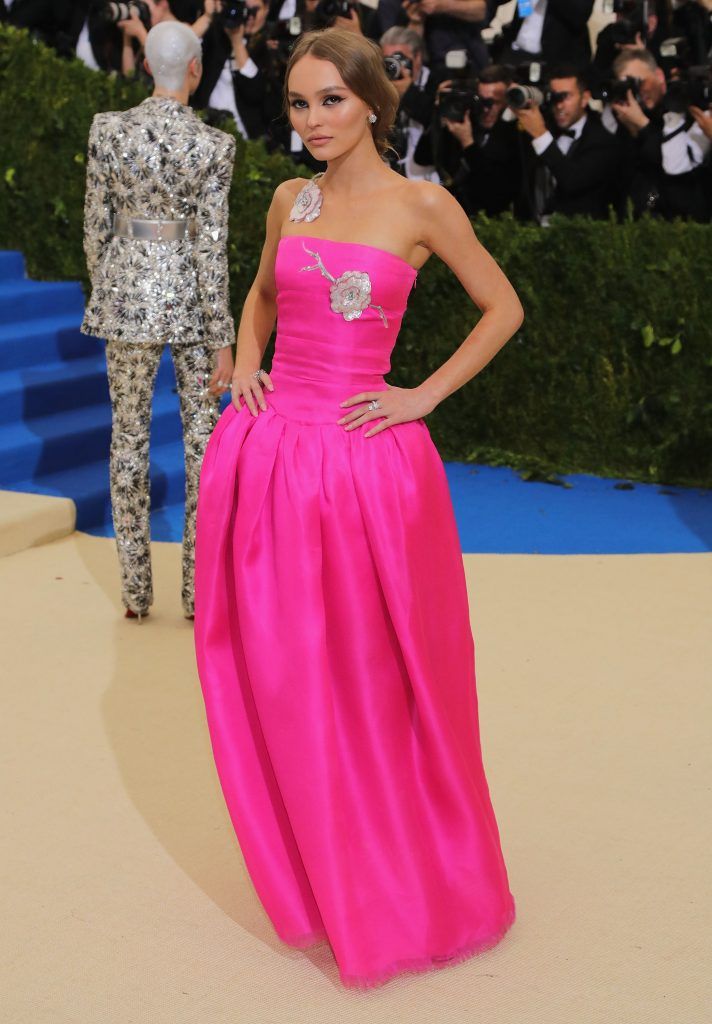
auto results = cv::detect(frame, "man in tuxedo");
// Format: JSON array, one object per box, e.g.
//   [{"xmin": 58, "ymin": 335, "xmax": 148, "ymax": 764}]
[
  {"xmin": 516, "ymin": 64, "xmax": 622, "ymax": 220},
  {"xmin": 494, "ymin": 0, "xmax": 594, "ymax": 69},
  {"xmin": 441, "ymin": 64, "xmax": 524, "ymax": 216},
  {"xmin": 380, "ymin": 26, "xmax": 440, "ymax": 180},
  {"xmin": 609, "ymin": 47, "xmax": 711, "ymax": 220},
  {"xmin": 191, "ymin": 0, "xmax": 276, "ymax": 140}
]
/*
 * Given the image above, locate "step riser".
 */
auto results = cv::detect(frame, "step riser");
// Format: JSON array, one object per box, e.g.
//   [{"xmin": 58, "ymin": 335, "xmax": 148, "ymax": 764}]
[
  {"xmin": 74, "ymin": 466, "xmax": 188, "ymax": 531},
  {"xmin": 0, "ymin": 405, "xmax": 185, "ymax": 483},
  {"xmin": 0, "ymin": 372, "xmax": 109, "ymax": 425},
  {"xmin": 0, "ymin": 360, "xmax": 177, "ymax": 425},
  {"xmin": 0, "ymin": 244, "xmax": 191, "ymax": 533},
  {"xmin": 0, "ymin": 288, "xmax": 85, "ymax": 323},
  {"xmin": 0, "ymin": 328, "xmax": 98, "ymax": 370}
]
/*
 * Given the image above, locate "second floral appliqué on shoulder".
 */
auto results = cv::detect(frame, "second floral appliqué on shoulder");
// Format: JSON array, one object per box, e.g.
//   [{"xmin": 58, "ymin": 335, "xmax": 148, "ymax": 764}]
[{"xmin": 299, "ymin": 244, "xmax": 388, "ymax": 327}]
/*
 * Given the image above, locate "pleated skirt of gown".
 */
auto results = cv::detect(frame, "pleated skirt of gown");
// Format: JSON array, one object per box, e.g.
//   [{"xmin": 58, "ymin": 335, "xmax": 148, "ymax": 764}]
[{"xmin": 194, "ymin": 370, "xmax": 516, "ymax": 989}]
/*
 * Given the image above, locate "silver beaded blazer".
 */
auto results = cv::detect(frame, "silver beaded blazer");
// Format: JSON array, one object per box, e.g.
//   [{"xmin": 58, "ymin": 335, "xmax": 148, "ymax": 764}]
[{"xmin": 81, "ymin": 96, "xmax": 236, "ymax": 349}]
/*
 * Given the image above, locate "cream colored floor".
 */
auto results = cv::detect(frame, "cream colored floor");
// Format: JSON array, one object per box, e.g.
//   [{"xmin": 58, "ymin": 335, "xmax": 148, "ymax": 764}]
[{"xmin": 2, "ymin": 532, "xmax": 710, "ymax": 1023}]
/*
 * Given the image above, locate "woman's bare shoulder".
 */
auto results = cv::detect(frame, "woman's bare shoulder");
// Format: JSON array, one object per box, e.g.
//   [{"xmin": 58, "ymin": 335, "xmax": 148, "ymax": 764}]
[
  {"xmin": 267, "ymin": 178, "xmax": 309, "ymax": 230},
  {"xmin": 274, "ymin": 177, "xmax": 309, "ymax": 204},
  {"xmin": 400, "ymin": 178, "xmax": 462, "ymax": 218},
  {"xmin": 401, "ymin": 179, "xmax": 475, "ymax": 248}
]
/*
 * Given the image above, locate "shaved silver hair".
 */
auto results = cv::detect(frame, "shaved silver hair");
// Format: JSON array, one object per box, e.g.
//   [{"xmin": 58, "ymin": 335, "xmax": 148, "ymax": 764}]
[{"xmin": 145, "ymin": 21, "xmax": 202, "ymax": 92}]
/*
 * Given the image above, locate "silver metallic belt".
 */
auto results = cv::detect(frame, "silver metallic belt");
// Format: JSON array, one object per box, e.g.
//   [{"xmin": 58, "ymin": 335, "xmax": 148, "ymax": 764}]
[{"xmin": 113, "ymin": 214, "xmax": 198, "ymax": 242}]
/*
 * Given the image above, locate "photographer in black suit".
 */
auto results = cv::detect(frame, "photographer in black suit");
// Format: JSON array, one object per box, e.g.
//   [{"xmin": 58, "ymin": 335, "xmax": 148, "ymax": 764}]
[
  {"xmin": 593, "ymin": 0, "xmax": 665, "ymax": 79},
  {"xmin": 440, "ymin": 64, "xmax": 524, "ymax": 215},
  {"xmin": 609, "ymin": 47, "xmax": 711, "ymax": 220},
  {"xmin": 493, "ymin": 0, "xmax": 594, "ymax": 68},
  {"xmin": 515, "ymin": 64, "xmax": 622, "ymax": 221},
  {"xmin": 192, "ymin": 0, "xmax": 278, "ymax": 140},
  {"xmin": 380, "ymin": 26, "xmax": 440, "ymax": 179}
]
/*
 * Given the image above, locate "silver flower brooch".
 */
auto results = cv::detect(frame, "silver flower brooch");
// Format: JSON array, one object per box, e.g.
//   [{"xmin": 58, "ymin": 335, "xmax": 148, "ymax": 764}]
[
  {"xmin": 299, "ymin": 244, "xmax": 388, "ymax": 327},
  {"xmin": 289, "ymin": 174, "xmax": 324, "ymax": 224}
]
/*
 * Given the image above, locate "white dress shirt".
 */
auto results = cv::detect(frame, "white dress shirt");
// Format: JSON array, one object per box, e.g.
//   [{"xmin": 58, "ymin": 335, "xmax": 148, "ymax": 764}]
[
  {"xmin": 514, "ymin": 0, "xmax": 548, "ymax": 54},
  {"xmin": 208, "ymin": 55, "xmax": 259, "ymax": 140},
  {"xmin": 532, "ymin": 112, "xmax": 588, "ymax": 157},
  {"xmin": 661, "ymin": 110, "xmax": 711, "ymax": 175},
  {"xmin": 75, "ymin": 18, "xmax": 100, "ymax": 71},
  {"xmin": 400, "ymin": 66, "xmax": 441, "ymax": 183}
]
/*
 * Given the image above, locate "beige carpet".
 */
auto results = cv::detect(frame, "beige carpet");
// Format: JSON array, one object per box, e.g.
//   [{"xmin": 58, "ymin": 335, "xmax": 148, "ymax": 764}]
[
  {"xmin": 2, "ymin": 532, "xmax": 710, "ymax": 1023},
  {"xmin": 0, "ymin": 489, "xmax": 75, "ymax": 557}
]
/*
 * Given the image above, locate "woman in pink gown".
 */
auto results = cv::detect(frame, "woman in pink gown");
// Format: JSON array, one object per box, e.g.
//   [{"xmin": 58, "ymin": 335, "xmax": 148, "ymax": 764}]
[{"xmin": 194, "ymin": 28, "xmax": 523, "ymax": 989}]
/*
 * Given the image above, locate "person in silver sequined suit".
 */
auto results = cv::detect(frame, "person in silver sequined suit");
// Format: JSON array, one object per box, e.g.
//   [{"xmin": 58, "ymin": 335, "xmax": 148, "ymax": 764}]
[{"xmin": 81, "ymin": 20, "xmax": 236, "ymax": 621}]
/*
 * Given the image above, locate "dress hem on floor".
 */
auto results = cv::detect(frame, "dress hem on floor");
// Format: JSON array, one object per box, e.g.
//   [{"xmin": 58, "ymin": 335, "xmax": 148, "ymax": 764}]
[{"xmin": 279, "ymin": 899, "xmax": 516, "ymax": 990}]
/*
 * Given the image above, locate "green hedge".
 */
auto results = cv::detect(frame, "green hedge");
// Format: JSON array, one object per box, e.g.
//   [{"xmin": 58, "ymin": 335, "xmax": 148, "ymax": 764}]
[{"xmin": 1, "ymin": 25, "xmax": 710, "ymax": 487}]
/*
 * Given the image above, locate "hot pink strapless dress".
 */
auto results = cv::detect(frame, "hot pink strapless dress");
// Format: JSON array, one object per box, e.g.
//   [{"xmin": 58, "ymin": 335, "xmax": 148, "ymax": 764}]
[{"xmin": 194, "ymin": 235, "xmax": 516, "ymax": 989}]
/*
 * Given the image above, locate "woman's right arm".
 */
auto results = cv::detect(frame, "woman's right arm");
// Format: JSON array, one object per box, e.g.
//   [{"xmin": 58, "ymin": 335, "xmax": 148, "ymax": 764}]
[
  {"xmin": 231, "ymin": 179, "xmax": 305, "ymax": 414},
  {"xmin": 192, "ymin": 0, "xmax": 219, "ymax": 38}
]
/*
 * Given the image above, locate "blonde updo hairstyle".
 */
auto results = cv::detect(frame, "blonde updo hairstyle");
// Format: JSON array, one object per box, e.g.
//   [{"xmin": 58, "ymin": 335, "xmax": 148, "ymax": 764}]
[{"xmin": 283, "ymin": 28, "xmax": 400, "ymax": 158}]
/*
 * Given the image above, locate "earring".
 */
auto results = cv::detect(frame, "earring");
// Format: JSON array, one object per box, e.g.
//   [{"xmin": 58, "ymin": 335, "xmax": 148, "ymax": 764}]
[{"xmin": 367, "ymin": 112, "xmax": 377, "ymax": 124}]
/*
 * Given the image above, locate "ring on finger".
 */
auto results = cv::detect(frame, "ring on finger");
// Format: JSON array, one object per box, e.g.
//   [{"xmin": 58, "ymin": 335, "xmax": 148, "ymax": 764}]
[{"xmin": 367, "ymin": 399, "xmax": 381, "ymax": 412}]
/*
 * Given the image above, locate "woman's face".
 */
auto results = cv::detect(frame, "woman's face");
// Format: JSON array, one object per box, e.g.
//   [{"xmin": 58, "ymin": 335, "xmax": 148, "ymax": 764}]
[
  {"xmin": 287, "ymin": 55, "xmax": 372, "ymax": 160},
  {"xmin": 245, "ymin": 0, "xmax": 268, "ymax": 35}
]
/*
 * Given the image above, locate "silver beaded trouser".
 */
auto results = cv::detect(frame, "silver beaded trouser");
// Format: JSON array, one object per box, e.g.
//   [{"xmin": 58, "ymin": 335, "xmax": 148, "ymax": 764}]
[{"xmin": 105, "ymin": 340, "xmax": 220, "ymax": 616}]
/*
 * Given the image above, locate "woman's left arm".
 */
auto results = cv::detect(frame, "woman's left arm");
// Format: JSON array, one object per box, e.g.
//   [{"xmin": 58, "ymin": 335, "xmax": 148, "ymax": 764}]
[{"xmin": 339, "ymin": 183, "xmax": 524, "ymax": 437}]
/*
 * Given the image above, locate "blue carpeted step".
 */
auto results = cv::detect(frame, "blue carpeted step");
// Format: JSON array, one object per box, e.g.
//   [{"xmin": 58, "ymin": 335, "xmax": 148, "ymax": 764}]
[
  {"xmin": 0, "ymin": 387, "xmax": 185, "ymax": 484},
  {"xmin": 0, "ymin": 354, "xmax": 109, "ymax": 424},
  {"xmin": 0, "ymin": 251, "xmax": 26, "ymax": 282},
  {"xmin": 0, "ymin": 349, "xmax": 177, "ymax": 425},
  {"xmin": 7, "ymin": 438, "xmax": 188, "ymax": 532},
  {"xmin": 0, "ymin": 279, "xmax": 85, "ymax": 323},
  {"xmin": 0, "ymin": 315, "xmax": 97, "ymax": 370}
]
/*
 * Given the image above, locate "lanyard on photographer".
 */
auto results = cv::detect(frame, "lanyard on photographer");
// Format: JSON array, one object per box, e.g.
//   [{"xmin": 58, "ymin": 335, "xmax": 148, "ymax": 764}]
[{"xmin": 662, "ymin": 116, "xmax": 695, "ymax": 145}]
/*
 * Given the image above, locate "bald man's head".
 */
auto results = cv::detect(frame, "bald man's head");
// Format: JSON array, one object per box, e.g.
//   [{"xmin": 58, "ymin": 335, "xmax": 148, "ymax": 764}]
[{"xmin": 144, "ymin": 20, "xmax": 202, "ymax": 92}]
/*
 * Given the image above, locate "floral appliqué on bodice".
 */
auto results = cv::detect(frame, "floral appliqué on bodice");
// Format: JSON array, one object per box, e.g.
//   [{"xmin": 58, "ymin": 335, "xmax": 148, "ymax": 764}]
[
  {"xmin": 290, "ymin": 175, "xmax": 388, "ymax": 326},
  {"xmin": 299, "ymin": 243, "xmax": 388, "ymax": 326}
]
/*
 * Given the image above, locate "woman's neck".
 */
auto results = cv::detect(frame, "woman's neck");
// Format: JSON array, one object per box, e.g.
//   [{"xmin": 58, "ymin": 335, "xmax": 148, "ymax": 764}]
[{"xmin": 322, "ymin": 142, "xmax": 392, "ymax": 199}]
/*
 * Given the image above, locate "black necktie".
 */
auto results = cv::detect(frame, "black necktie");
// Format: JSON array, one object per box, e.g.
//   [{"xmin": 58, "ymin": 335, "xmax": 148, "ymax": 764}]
[{"xmin": 555, "ymin": 128, "xmax": 576, "ymax": 140}]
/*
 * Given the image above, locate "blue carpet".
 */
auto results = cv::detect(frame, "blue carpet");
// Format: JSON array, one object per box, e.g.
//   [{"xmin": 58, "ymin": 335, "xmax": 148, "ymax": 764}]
[
  {"xmin": 1, "ymin": 249, "xmax": 709, "ymax": 555},
  {"xmin": 444, "ymin": 463, "xmax": 711, "ymax": 555},
  {"xmin": 118, "ymin": 460, "xmax": 710, "ymax": 555}
]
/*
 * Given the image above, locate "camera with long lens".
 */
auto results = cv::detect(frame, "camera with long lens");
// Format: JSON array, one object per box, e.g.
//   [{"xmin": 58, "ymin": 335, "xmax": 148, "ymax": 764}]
[
  {"xmin": 98, "ymin": 1, "xmax": 151, "ymax": 28},
  {"xmin": 215, "ymin": 0, "xmax": 251, "ymax": 29},
  {"xmin": 437, "ymin": 49, "xmax": 479, "ymax": 122},
  {"xmin": 658, "ymin": 35, "xmax": 693, "ymax": 75},
  {"xmin": 664, "ymin": 65, "xmax": 712, "ymax": 113},
  {"xmin": 505, "ymin": 83, "xmax": 545, "ymax": 109},
  {"xmin": 383, "ymin": 51, "xmax": 414, "ymax": 82},
  {"xmin": 504, "ymin": 58, "xmax": 546, "ymax": 101},
  {"xmin": 596, "ymin": 74, "xmax": 642, "ymax": 104},
  {"xmin": 313, "ymin": 0, "xmax": 353, "ymax": 27},
  {"xmin": 439, "ymin": 84, "xmax": 481, "ymax": 122},
  {"xmin": 265, "ymin": 16, "xmax": 301, "ymax": 64}
]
